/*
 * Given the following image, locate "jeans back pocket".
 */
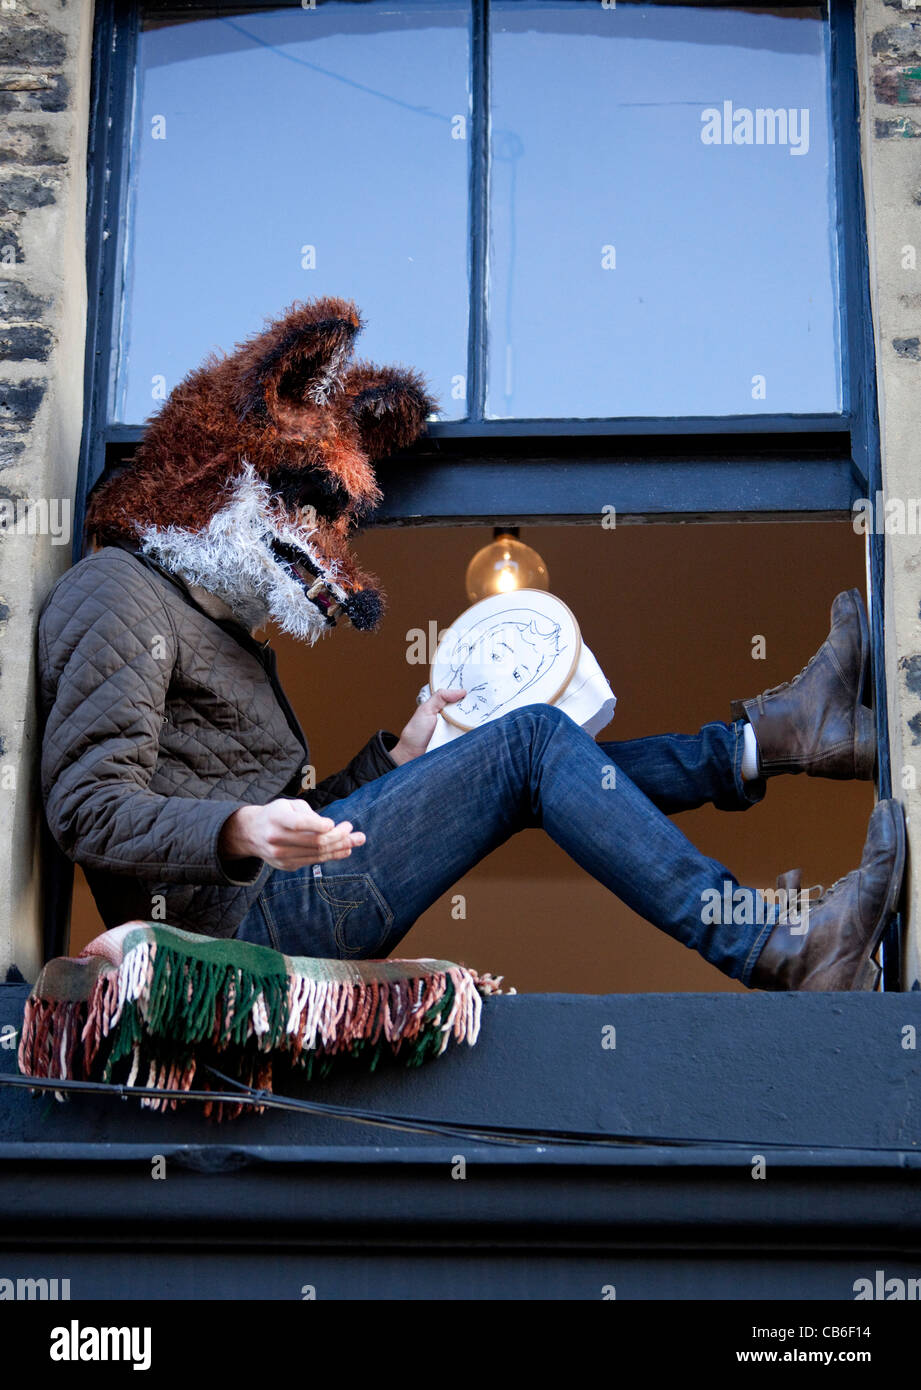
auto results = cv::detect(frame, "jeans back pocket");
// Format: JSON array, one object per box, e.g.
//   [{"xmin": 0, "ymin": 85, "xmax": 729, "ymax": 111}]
[{"xmin": 311, "ymin": 871, "xmax": 394, "ymax": 958}]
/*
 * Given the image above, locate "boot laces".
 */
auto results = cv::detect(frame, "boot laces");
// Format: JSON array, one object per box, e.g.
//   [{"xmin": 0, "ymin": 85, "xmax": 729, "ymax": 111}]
[
  {"xmin": 775, "ymin": 873, "xmax": 851, "ymax": 923},
  {"xmin": 811, "ymin": 870, "xmax": 853, "ymax": 905},
  {"xmin": 753, "ymin": 648, "xmax": 822, "ymax": 716}
]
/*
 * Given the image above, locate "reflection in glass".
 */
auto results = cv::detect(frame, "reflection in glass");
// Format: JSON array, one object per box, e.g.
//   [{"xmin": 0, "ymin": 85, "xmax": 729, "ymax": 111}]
[
  {"xmin": 488, "ymin": 3, "xmax": 840, "ymax": 418},
  {"xmin": 115, "ymin": 3, "xmax": 470, "ymax": 424}
]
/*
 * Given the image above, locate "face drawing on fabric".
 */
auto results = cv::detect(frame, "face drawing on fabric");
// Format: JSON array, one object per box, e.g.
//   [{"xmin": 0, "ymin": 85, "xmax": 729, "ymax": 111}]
[
  {"xmin": 84, "ymin": 297, "xmax": 437, "ymax": 643},
  {"xmin": 446, "ymin": 612, "xmax": 565, "ymax": 720}
]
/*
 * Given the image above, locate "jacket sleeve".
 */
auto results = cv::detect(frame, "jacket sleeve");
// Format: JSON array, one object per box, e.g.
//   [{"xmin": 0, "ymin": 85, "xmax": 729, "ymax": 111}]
[
  {"xmin": 39, "ymin": 556, "xmax": 263, "ymax": 887},
  {"xmin": 304, "ymin": 729, "xmax": 401, "ymax": 810}
]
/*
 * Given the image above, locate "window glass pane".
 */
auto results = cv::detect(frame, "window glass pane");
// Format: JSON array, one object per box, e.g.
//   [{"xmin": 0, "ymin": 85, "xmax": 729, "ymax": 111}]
[
  {"xmin": 487, "ymin": 2, "xmax": 840, "ymax": 419},
  {"xmin": 114, "ymin": 3, "xmax": 470, "ymax": 423}
]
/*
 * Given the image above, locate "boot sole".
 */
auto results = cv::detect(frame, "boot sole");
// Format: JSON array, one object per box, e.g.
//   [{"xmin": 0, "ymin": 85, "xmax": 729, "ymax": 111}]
[
  {"xmin": 854, "ymin": 705, "xmax": 877, "ymax": 780},
  {"xmin": 847, "ymin": 586, "xmax": 871, "ymax": 709},
  {"xmin": 849, "ymin": 798, "xmax": 906, "ymax": 991},
  {"xmin": 844, "ymin": 588, "xmax": 876, "ymax": 780}
]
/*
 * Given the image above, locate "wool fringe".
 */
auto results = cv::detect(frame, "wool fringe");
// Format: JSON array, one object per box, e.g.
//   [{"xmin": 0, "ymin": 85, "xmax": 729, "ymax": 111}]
[{"xmin": 19, "ymin": 941, "xmax": 503, "ymax": 1119}]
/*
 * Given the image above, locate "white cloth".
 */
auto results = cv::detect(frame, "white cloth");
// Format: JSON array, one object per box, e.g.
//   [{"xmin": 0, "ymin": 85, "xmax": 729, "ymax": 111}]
[{"xmin": 418, "ymin": 639, "xmax": 617, "ymax": 753}]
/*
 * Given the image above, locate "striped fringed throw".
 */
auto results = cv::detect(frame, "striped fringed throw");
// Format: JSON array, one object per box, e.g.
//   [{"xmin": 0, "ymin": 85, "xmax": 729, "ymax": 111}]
[{"xmin": 18, "ymin": 922, "xmax": 505, "ymax": 1120}]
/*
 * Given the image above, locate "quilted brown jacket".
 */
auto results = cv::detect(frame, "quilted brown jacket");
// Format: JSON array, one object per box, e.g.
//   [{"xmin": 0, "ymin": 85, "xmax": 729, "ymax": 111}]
[{"xmin": 37, "ymin": 545, "xmax": 401, "ymax": 938}]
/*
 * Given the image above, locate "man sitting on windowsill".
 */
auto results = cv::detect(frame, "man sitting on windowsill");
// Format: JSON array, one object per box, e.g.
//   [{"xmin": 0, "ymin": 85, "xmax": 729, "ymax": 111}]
[{"xmin": 37, "ymin": 298, "xmax": 903, "ymax": 991}]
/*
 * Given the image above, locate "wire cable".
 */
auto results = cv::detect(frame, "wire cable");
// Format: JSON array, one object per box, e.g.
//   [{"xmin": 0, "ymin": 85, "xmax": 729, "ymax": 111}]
[{"xmin": 0, "ymin": 1068, "xmax": 919, "ymax": 1158}]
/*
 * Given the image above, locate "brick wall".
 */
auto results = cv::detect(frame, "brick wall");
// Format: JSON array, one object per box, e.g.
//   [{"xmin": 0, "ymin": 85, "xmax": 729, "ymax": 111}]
[{"xmin": 0, "ymin": 0, "xmax": 93, "ymax": 979}]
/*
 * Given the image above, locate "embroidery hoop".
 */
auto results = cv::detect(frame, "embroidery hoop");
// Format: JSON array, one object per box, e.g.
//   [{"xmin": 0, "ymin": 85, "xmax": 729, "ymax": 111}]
[{"xmin": 430, "ymin": 589, "xmax": 582, "ymax": 733}]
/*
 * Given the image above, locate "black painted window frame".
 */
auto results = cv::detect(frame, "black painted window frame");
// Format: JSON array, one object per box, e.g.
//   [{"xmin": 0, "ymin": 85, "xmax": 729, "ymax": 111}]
[{"xmin": 67, "ymin": 0, "xmax": 899, "ymax": 984}]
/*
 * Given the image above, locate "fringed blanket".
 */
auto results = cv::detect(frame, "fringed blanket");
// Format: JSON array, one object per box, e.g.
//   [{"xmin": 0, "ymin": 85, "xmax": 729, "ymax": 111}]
[{"xmin": 18, "ymin": 923, "xmax": 504, "ymax": 1120}]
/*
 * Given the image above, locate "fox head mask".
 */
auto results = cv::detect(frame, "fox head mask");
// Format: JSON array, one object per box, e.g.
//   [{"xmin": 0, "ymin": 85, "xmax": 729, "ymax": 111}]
[{"xmin": 86, "ymin": 297, "xmax": 436, "ymax": 643}]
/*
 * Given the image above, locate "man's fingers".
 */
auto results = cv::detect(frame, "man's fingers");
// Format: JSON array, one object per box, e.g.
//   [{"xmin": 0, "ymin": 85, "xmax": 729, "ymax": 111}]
[
  {"xmin": 261, "ymin": 802, "xmax": 365, "ymax": 853},
  {"xmin": 269, "ymin": 827, "xmax": 365, "ymax": 851},
  {"xmin": 264, "ymin": 835, "xmax": 365, "ymax": 870},
  {"xmin": 273, "ymin": 799, "xmax": 336, "ymax": 831},
  {"xmin": 273, "ymin": 802, "xmax": 362, "ymax": 839},
  {"xmin": 268, "ymin": 851, "xmax": 354, "ymax": 870},
  {"xmin": 430, "ymin": 687, "xmax": 466, "ymax": 707}
]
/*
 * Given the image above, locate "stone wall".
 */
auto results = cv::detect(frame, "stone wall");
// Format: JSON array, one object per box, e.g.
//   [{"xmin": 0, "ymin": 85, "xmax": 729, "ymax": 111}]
[
  {"xmin": 857, "ymin": 0, "xmax": 921, "ymax": 989},
  {"xmin": 0, "ymin": 0, "xmax": 93, "ymax": 980}
]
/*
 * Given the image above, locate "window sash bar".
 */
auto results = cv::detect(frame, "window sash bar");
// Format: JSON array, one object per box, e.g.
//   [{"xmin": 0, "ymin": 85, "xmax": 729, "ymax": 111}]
[{"xmin": 466, "ymin": 0, "xmax": 489, "ymax": 424}]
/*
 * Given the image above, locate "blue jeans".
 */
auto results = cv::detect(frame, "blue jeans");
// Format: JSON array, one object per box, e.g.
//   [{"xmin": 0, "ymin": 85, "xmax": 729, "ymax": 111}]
[{"xmin": 235, "ymin": 704, "xmax": 779, "ymax": 987}]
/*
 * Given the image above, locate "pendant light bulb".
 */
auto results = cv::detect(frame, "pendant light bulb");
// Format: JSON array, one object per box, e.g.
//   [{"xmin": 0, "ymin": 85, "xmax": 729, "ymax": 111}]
[{"xmin": 465, "ymin": 529, "xmax": 550, "ymax": 604}]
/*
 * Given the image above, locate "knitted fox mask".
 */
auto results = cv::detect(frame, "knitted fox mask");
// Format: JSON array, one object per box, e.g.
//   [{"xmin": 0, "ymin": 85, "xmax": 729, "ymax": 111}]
[{"xmin": 85, "ymin": 297, "xmax": 436, "ymax": 642}]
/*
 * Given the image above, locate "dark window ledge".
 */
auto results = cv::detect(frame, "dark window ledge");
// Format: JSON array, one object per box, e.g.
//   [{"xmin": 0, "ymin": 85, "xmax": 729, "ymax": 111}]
[
  {"xmin": 2, "ymin": 983, "xmax": 919, "ymax": 1157},
  {"xmin": 3, "ymin": 983, "xmax": 921, "ymax": 1293},
  {"xmin": 96, "ymin": 431, "xmax": 864, "ymax": 526}
]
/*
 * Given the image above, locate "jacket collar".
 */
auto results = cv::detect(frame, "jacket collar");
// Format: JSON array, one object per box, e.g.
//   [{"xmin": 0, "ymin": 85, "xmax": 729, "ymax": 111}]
[
  {"xmin": 100, "ymin": 541, "xmax": 310, "ymax": 758},
  {"xmin": 104, "ymin": 540, "xmax": 272, "ymax": 660}
]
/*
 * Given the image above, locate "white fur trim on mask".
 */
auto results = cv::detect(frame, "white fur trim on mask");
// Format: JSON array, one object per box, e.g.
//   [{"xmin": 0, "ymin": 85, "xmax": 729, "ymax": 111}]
[{"xmin": 137, "ymin": 461, "xmax": 347, "ymax": 644}]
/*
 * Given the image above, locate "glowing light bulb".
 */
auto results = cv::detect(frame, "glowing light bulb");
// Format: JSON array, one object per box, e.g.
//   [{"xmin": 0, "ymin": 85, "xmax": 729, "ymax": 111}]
[{"xmin": 465, "ymin": 531, "xmax": 549, "ymax": 603}]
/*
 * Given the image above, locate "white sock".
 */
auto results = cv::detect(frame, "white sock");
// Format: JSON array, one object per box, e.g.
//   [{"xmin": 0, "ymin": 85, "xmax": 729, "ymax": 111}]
[{"xmin": 740, "ymin": 721, "xmax": 761, "ymax": 781}]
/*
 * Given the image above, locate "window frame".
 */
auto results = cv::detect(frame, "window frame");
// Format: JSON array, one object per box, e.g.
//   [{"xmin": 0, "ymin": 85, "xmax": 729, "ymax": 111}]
[
  {"xmin": 83, "ymin": 2, "xmax": 872, "ymax": 497},
  {"xmin": 71, "ymin": 0, "xmax": 898, "ymax": 983}
]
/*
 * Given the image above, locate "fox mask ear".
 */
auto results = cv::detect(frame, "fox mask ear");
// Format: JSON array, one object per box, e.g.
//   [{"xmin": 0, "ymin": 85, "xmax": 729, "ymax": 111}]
[
  {"xmin": 343, "ymin": 361, "xmax": 439, "ymax": 461},
  {"xmin": 231, "ymin": 297, "xmax": 364, "ymax": 423}
]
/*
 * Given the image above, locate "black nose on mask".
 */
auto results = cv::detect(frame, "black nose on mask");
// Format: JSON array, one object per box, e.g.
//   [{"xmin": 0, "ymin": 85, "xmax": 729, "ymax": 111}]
[{"xmin": 343, "ymin": 589, "xmax": 384, "ymax": 631}]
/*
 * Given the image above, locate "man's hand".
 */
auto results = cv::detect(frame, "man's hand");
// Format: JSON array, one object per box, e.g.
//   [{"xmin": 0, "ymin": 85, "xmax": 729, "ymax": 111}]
[
  {"xmin": 389, "ymin": 687, "xmax": 467, "ymax": 765},
  {"xmin": 220, "ymin": 798, "xmax": 366, "ymax": 871}
]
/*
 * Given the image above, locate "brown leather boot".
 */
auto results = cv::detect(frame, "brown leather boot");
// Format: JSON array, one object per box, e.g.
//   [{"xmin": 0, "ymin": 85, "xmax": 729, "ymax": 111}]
[
  {"xmin": 749, "ymin": 798, "xmax": 905, "ymax": 991},
  {"xmin": 730, "ymin": 588, "xmax": 876, "ymax": 779}
]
